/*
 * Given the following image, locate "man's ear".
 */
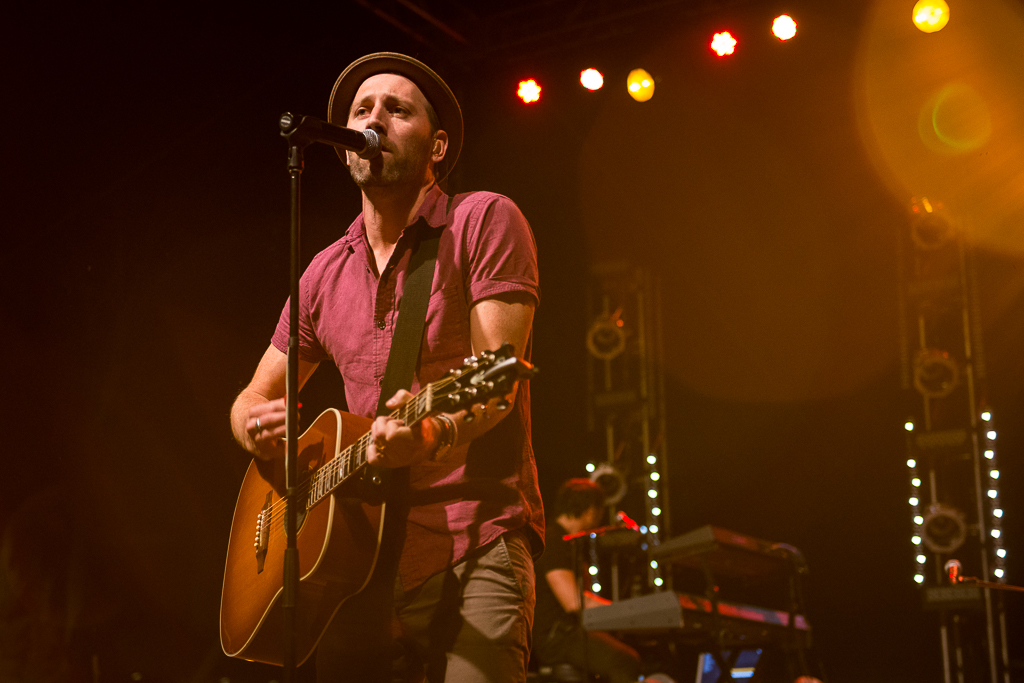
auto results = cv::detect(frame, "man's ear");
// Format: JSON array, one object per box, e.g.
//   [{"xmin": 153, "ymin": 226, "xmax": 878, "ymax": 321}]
[{"xmin": 431, "ymin": 130, "xmax": 449, "ymax": 163}]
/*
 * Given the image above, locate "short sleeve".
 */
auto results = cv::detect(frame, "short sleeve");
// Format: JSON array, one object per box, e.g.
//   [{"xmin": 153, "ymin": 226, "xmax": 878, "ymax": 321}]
[
  {"xmin": 461, "ymin": 195, "xmax": 540, "ymax": 307},
  {"xmin": 270, "ymin": 267, "xmax": 330, "ymax": 364}
]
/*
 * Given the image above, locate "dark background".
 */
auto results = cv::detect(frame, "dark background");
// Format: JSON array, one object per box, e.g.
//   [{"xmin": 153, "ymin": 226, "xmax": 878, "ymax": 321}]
[{"xmin": 3, "ymin": 1, "xmax": 1023, "ymax": 682}]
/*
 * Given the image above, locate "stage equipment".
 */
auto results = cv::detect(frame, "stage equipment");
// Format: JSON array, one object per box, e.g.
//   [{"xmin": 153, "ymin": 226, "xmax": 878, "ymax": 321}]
[
  {"xmin": 898, "ymin": 197, "xmax": 1009, "ymax": 682},
  {"xmin": 517, "ymin": 79, "xmax": 541, "ymax": 103},
  {"xmin": 580, "ymin": 68, "xmax": 604, "ymax": 91},
  {"xmin": 626, "ymin": 69, "xmax": 655, "ymax": 102},
  {"xmin": 914, "ymin": 0, "xmax": 950, "ymax": 33},
  {"xmin": 585, "ymin": 526, "xmax": 814, "ymax": 680},
  {"xmin": 772, "ymin": 15, "xmax": 797, "ymax": 41},
  {"xmin": 585, "ymin": 263, "xmax": 668, "ymax": 593},
  {"xmin": 710, "ymin": 31, "xmax": 737, "ymax": 57}
]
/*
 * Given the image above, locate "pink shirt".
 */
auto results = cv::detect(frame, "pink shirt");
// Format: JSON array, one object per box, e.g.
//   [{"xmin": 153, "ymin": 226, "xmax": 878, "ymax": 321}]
[{"xmin": 272, "ymin": 184, "xmax": 543, "ymax": 589}]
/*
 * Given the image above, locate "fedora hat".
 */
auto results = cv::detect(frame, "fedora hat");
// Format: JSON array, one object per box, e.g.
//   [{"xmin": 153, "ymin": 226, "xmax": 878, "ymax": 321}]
[{"xmin": 327, "ymin": 52, "xmax": 463, "ymax": 181}]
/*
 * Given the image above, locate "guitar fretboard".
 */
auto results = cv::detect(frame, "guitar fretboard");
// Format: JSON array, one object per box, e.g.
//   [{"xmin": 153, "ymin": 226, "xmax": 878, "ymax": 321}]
[{"xmin": 305, "ymin": 382, "xmax": 440, "ymax": 508}]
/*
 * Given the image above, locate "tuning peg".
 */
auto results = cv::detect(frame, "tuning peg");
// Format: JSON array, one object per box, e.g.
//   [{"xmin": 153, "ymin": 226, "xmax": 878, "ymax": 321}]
[{"xmin": 464, "ymin": 355, "xmax": 478, "ymax": 366}]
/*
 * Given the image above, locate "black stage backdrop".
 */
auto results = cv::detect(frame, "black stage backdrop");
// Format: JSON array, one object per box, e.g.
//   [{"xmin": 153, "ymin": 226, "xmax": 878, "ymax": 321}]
[{"xmin": 3, "ymin": 2, "xmax": 1023, "ymax": 682}]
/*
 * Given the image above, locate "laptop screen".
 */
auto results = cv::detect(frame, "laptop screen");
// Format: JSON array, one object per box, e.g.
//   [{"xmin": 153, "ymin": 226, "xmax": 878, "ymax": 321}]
[{"xmin": 696, "ymin": 649, "xmax": 762, "ymax": 681}]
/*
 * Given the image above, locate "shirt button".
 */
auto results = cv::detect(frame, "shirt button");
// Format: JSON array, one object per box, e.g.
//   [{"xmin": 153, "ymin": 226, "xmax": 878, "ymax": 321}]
[{"xmin": 376, "ymin": 319, "xmax": 386, "ymax": 330}]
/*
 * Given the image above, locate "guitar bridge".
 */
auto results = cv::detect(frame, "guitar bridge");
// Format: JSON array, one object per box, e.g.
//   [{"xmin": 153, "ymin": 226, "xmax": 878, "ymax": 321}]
[{"xmin": 254, "ymin": 490, "xmax": 272, "ymax": 573}]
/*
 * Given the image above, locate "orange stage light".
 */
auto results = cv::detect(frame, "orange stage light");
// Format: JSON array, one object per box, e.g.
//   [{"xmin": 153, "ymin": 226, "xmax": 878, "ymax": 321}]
[
  {"xmin": 580, "ymin": 68, "xmax": 604, "ymax": 91},
  {"xmin": 711, "ymin": 31, "xmax": 737, "ymax": 56},
  {"xmin": 913, "ymin": 0, "xmax": 950, "ymax": 33},
  {"xmin": 626, "ymin": 69, "xmax": 655, "ymax": 102},
  {"xmin": 517, "ymin": 79, "xmax": 542, "ymax": 103},
  {"xmin": 772, "ymin": 15, "xmax": 797, "ymax": 40}
]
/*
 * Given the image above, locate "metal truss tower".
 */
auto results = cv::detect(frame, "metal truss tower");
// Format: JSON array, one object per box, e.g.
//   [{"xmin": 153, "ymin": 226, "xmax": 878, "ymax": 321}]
[
  {"xmin": 584, "ymin": 263, "xmax": 670, "ymax": 598},
  {"xmin": 897, "ymin": 198, "xmax": 1010, "ymax": 683}
]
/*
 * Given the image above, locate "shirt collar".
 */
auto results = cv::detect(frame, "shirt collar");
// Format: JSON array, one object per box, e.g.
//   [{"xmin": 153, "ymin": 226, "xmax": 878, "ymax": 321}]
[{"xmin": 341, "ymin": 183, "xmax": 450, "ymax": 250}]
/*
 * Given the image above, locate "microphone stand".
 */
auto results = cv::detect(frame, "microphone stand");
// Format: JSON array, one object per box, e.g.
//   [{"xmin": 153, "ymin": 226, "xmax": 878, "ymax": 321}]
[
  {"xmin": 278, "ymin": 120, "xmax": 308, "ymax": 683},
  {"xmin": 272, "ymin": 112, "xmax": 377, "ymax": 682}
]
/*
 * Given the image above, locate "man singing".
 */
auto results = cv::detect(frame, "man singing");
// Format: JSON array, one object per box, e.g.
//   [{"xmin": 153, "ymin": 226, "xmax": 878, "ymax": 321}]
[{"xmin": 229, "ymin": 53, "xmax": 542, "ymax": 683}]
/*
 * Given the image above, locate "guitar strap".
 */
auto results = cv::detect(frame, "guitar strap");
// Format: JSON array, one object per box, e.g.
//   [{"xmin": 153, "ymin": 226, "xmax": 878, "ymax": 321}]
[{"xmin": 364, "ymin": 194, "xmax": 452, "ymax": 498}]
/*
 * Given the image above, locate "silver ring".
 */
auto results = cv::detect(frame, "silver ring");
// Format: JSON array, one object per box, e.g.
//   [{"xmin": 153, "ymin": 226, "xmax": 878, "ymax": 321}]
[{"xmin": 255, "ymin": 417, "xmax": 262, "ymax": 431}]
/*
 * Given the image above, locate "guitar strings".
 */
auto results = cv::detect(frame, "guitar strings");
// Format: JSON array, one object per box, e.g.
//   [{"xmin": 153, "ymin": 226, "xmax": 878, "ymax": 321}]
[{"xmin": 258, "ymin": 374, "xmax": 462, "ymax": 541}]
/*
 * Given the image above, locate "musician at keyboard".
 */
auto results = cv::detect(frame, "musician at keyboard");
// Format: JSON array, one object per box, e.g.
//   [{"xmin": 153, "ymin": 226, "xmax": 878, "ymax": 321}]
[{"xmin": 532, "ymin": 479, "xmax": 642, "ymax": 683}]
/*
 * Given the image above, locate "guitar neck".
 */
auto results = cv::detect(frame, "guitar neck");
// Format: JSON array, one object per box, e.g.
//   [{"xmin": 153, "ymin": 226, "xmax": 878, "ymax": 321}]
[{"xmin": 305, "ymin": 382, "xmax": 439, "ymax": 508}]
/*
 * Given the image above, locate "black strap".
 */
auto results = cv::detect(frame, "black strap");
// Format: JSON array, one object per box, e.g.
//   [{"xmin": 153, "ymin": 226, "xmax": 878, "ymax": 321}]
[{"xmin": 374, "ymin": 199, "xmax": 450, "ymax": 416}]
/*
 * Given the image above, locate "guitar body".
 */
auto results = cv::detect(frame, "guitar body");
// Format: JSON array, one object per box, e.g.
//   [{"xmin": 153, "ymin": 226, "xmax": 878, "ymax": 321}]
[{"xmin": 220, "ymin": 408, "xmax": 382, "ymax": 665}]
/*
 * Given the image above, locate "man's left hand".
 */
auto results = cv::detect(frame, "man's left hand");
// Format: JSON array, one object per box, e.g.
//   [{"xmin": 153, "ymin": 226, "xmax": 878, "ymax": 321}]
[{"xmin": 368, "ymin": 389, "xmax": 442, "ymax": 468}]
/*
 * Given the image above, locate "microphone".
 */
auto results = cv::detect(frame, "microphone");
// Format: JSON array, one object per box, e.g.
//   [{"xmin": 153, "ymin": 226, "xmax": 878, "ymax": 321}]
[
  {"xmin": 945, "ymin": 559, "xmax": 962, "ymax": 584},
  {"xmin": 278, "ymin": 113, "xmax": 381, "ymax": 159}
]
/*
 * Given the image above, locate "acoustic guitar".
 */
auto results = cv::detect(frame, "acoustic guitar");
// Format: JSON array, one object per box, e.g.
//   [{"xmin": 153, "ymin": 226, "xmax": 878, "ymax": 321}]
[{"xmin": 219, "ymin": 344, "xmax": 536, "ymax": 665}]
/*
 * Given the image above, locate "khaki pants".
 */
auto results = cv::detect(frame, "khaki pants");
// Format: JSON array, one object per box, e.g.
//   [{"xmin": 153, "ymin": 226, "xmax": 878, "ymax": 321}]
[{"xmin": 317, "ymin": 530, "xmax": 536, "ymax": 683}]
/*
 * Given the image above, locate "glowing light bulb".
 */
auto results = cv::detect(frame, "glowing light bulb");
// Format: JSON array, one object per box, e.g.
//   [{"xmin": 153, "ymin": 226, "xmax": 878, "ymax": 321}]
[
  {"xmin": 914, "ymin": 574, "xmax": 925, "ymax": 584},
  {"xmin": 987, "ymin": 430, "xmax": 997, "ymax": 440},
  {"xmin": 905, "ymin": 421, "xmax": 915, "ymax": 431},
  {"xmin": 517, "ymin": 79, "xmax": 541, "ymax": 104},
  {"xmin": 909, "ymin": 497, "xmax": 919, "ymax": 506},
  {"xmin": 650, "ymin": 472, "xmax": 660, "ymax": 481},
  {"xmin": 994, "ymin": 509, "xmax": 1003, "ymax": 518},
  {"xmin": 654, "ymin": 577, "xmax": 664, "ymax": 586},
  {"xmin": 912, "ymin": 478, "xmax": 922, "ymax": 487},
  {"xmin": 588, "ymin": 565, "xmax": 599, "ymax": 575},
  {"xmin": 592, "ymin": 583, "xmax": 602, "ymax": 592},
  {"xmin": 914, "ymin": 515, "xmax": 924, "ymax": 525},
  {"xmin": 711, "ymin": 31, "xmax": 737, "ymax": 56},
  {"xmin": 981, "ymin": 411, "xmax": 992, "ymax": 421},
  {"xmin": 913, "ymin": 0, "xmax": 950, "ymax": 33},
  {"xmin": 580, "ymin": 68, "xmax": 604, "ymax": 90},
  {"xmin": 994, "ymin": 568, "xmax": 1005, "ymax": 578},
  {"xmin": 650, "ymin": 560, "xmax": 658, "ymax": 569},
  {"xmin": 907, "ymin": 459, "xmax": 917, "ymax": 468},
  {"xmin": 997, "ymin": 548, "xmax": 1007, "ymax": 558},
  {"xmin": 913, "ymin": 535, "xmax": 922, "ymax": 545},
  {"xmin": 991, "ymin": 529, "xmax": 1001, "ymax": 538},
  {"xmin": 652, "ymin": 507, "xmax": 662, "ymax": 516},
  {"xmin": 649, "ymin": 524, "xmax": 659, "ymax": 534},
  {"xmin": 648, "ymin": 489, "xmax": 657, "ymax": 498},
  {"xmin": 985, "ymin": 450, "xmax": 995, "ymax": 459},
  {"xmin": 626, "ymin": 69, "xmax": 655, "ymax": 102},
  {"xmin": 586, "ymin": 462, "xmax": 596, "ymax": 472},
  {"xmin": 647, "ymin": 454, "xmax": 657, "ymax": 464},
  {"xmin": 772, "ymin": 15, "xmax": 797, "ymax": 40},
  {"xmin": 916, "ymin": 554, "xmax": 927, "ymax": 563},
  {"xmin": 989, "ymin": 489, "xmax": 998, "ymax": 499}
]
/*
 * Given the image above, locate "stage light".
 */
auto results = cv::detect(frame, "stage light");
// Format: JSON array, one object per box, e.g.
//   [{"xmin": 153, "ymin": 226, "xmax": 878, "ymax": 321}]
[
  {"xmin": 588, "ymin": 565, "xmax": 599, "ymax": 575},
  {"xmin": 997, "ymin": 548, "xmax": 1006, "ymax": 558},
  {"xmin": 915, "ymin": 574, "xmax": 925, "ymax": 584},
  {"xmin": 648, "ymin": 489, "xmax": 657, "ymax": 498},
  {"xmin": 907, "ymin": 459, "xmax": 916, "ymax": 468},
  {"xmin": 586, "ymin": 462, "xmax": 596, "ymax": 472},
  {"xmin": 912, "ymin": 478, "xmax": 922, "ymax": 487},
  {"xmin": 654, "ymin": 577, "xmax": 664, "ymax": 587},
  {"xmin": 517, "ymin": 79, "xmax": 541, "ymax": 104},
  {"xmin": 981, "ymin": 410, "xmax": 992, "ymax": 421},
  {"xmin": 913, "ymin": 0, "xmax": 950, "ymax": 33},
  {"xmin": 992, "ymin": 529, "xmax": 1001, "ymax": 538},
  {"xmin": 988, "ymin": 489, "xmax": 998, "ymax": 498},
  {"xmin": 650, "ymin": 472, "xmax": 660, "ymax": 481},
  {"xmin": 652, "ymin": 507, "xmax": 662, "ymax": 516},
  {"xmin": 987, "ymin": 430, "xmax": 997, "ymax": 440},
  {"xmin": 913, "ymin": 535, "xmax": 922, "ymax": 544},
  {"xmin": 592, "ymin": 582, "xmax": 602, "ymax": 592},
  {"xmin": 994, "ymin": 509, "xmax": 1003, "ymax": 518},
  {"xmin": 910, "ymin": 497, "xmax": 919, "ymax": 506},
  {"xmin": 917, "ymin": 554, "xmax": 927, "ymax": 563},
  {"xmin": 772, "ymin": 15, "xmax": 797, "ymax": 40},
  {"xmin": 711, "ymin": 31, "xmax": 737, "ymax": 56},
  {"xmin": 580, "ymin": 68, "xmax": 604, "ymax": 90},
  {"xmin": 995, "ymin": 568, "xmax": 1005, "ymax": 578},
  {"xmin": 626, "ymin": 69, "xmax": 654, "ymax": 102},
  {"xmin": 985, "ymin": 450, "xmax": 995, "ymax": 459},
  {"xmin": 905, "ymin": 421, "xmax": 915, "ymax": 431},
  {"xmin": 650, "ymin": 560, "xmax": 658, "ymax": 569},
  {"xmin": 647, "ymin": 454, "xmax": 657, "ymax": 464},
  {"xmin": 649, "ymin": 524, "xmax": 659, "ymax": 534},
  {"xmin": 991, "ymin": 470, "xmax": 1000, "ymax": 479},
  {"xmin": 915, "ymin": 515, "xmax": 924, "ymax": 525}
]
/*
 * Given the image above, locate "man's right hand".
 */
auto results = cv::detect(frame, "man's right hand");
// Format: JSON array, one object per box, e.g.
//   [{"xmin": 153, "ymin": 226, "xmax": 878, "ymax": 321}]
[{"xmin": 247, "ymin": 397, "xmax": 287, "ymax": 461}]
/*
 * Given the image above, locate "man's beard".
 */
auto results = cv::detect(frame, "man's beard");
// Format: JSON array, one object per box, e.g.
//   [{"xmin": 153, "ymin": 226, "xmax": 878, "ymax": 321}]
[{"xmin": 348, "ymin": 135, "xmax": 433, "ymax": 189}]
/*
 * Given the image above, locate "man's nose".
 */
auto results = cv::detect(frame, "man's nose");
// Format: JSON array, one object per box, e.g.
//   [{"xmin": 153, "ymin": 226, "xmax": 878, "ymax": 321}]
[{"xmin": 365, "ymin": 104, "xmax": 388, "ymax": 135}]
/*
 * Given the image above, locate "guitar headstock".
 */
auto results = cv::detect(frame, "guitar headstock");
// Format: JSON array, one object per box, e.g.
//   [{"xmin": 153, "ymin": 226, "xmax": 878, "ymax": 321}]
[{"xmin": 433, "ymin": 343, "xmax": 538, "ymax": 416}]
